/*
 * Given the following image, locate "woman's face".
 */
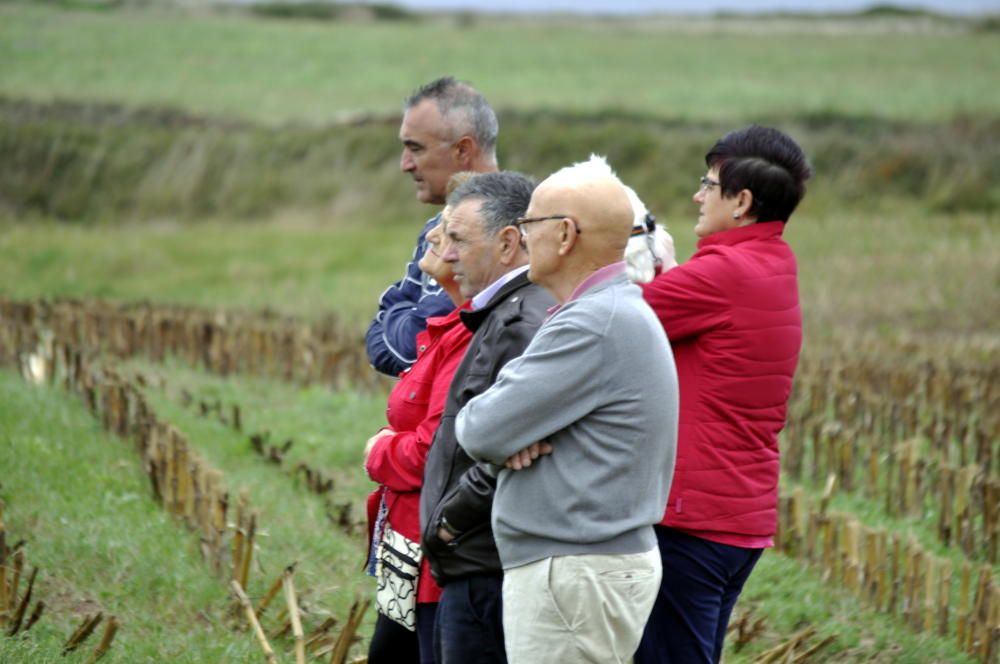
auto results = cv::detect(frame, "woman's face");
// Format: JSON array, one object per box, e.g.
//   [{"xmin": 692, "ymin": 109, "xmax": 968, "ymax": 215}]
[
  {"xmin": 418, "ymin": 210, "xmax": 458, "ymax": 291},
  {"xmin": 692, "ymin": 167, "xmax": 742, "ymax": 239}
]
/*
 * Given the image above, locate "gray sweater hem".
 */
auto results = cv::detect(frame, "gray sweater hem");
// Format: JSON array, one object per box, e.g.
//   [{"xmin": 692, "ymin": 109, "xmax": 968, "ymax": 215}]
[{"xmin": 499, "ymin": 526, "xmax": 657, "ymax": 571}]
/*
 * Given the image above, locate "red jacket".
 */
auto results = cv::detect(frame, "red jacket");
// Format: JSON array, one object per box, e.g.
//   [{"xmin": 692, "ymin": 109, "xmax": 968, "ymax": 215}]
[
  {"xmin": 366, "ymin": 303, "xmax": 473, "ymax": 603},
  {"xmin": 641, "ymin": 222, "xmax": 801, "ymax": 546}
]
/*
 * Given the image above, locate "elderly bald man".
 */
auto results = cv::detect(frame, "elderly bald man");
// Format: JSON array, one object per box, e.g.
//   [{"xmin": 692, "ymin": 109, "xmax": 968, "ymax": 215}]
[{"xmin": 455, "ymin": 156, "xmax": 679, "ymax": 663}]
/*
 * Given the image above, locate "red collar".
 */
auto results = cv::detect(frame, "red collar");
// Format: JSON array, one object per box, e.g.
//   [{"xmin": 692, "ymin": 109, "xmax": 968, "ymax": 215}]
[
  {"xmin": 426, "ymin": 301, "xmax": 470, "ymax": 337},
  {"xmin": 697, "ymin": 221, "xmax": 786, "ymax": 250}
]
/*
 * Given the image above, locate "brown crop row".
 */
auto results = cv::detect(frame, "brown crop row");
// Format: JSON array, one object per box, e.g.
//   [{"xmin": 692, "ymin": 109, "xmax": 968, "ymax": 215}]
[
  {"xmin": 784, "ymin": 342, "xmax": 999, "ymax": 564},
  {"xmin": 775, "ymin": 486, "xmax": 1000, "ymax": 663},
  {"xmin": 0, "ymin": 298, "xmax": 381, "ymax": 390}
]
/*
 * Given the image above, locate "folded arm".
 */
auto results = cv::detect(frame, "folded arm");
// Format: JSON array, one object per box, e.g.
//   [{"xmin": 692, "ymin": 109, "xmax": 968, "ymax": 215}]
[{"xmin": 457, "ymin": 320, "xmax": 603, "ymax": 465}]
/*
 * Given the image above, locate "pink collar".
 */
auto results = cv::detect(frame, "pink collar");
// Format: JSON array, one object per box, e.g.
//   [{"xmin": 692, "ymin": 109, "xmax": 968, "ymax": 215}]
[{"xmin": 547, "ymin": 261, "xmax": 626, "ymax": 317}]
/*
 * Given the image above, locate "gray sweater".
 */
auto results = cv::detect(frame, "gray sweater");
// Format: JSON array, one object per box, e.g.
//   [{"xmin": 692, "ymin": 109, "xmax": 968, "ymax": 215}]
[{"xmin": 456, "ymin": 271, "xmax": 679, "ymax": 570}]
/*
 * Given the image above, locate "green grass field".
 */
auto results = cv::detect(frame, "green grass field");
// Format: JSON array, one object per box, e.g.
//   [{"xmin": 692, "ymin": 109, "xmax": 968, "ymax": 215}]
[
  {"xmin": 0, "ymin": 363, "xmax": 383, "ymax": 663},
  {"xmin": 1, "ymin": 209, "xmax": 995, "ymax": 337},
  {"xmin": 1, "ymin": 2, "xmax": 997, "ymax": 662},
  {"xmin": 2, "ymin": 3, "xmax": 998, "ymax": 124},
  {"xmin": 0, "ymin": 355, "xmax": 984, "ymax": 664}
]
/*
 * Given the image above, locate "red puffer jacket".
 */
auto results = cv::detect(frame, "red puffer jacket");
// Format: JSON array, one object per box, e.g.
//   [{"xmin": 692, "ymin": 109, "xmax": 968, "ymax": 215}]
[
  {"xmin": 641, "ymin": 222, "xmax": 801, "ymax": 546},
  {"xmin": 366, "ymin": 303, "xmax": 473, "ymax": 603}
]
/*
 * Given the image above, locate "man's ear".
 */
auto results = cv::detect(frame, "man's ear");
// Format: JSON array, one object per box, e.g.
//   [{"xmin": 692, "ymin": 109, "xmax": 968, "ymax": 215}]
[
  {"xmin": 498, "ymin": 226, "xmax": 522, "ymax": 264},
  {"xmin": 454, "ymin": 136, "xmax": 478, "ymax": 168},
  {"xmin": 557, "ymin": 218, "xmax": 578, "ymax": 256}
]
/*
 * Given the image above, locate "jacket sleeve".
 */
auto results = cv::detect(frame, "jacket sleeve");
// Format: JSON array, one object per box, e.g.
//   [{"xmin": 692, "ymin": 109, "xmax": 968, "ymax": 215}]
[
  {"xmin": 365, "ymin": 290, "xmax": 452, "ymax": 376},
  {"xmin": 365, "ymin": 220, "xmax": 453, "ymax": 376},
  {"xmin": 365, "ymin": 340, "xmax": 463, "ymax": 493},
  {"xmin": 437, "ymin": 462, "xmax": 498, "ymax": 533},
  {"xmin": 457, "ymin": 319, "xmax": 604, "ymax": 464},
  {"xmin": 365, "ymin": 411, "xmax": 441, "ymax": 494},
  {"xmin": 432, "ymin": 312, "xmax": 548, "ymax": 532},
  {"xmin": 640, "ymin": 250, "xmax": 731, "ymax": 343}
]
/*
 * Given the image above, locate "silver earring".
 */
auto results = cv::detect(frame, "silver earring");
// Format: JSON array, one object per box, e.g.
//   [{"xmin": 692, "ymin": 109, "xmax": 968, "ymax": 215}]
[{"xmin": 733, "ymin": 211, "xmax": 741, "ymax": 219}]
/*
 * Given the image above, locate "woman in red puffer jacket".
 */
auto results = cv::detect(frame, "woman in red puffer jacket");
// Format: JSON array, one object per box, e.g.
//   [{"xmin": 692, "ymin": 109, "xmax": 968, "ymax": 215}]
[
  {"xmin": 635, "ymin": 126, "xmax": 812, "ymax": 664},
  {"xmin": 363, "ymin": 204, "xmax": 473, "ymax": 664}
]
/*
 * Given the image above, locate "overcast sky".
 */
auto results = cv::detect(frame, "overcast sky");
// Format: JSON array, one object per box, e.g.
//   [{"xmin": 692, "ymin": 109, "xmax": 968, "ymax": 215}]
[{"xmin": 367, "ymin": 1, "xmax": 999, "ymax": 15}]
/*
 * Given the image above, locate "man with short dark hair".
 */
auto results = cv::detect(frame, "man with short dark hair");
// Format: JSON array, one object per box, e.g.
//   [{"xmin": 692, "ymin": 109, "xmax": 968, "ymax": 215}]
[
  {"xmin": 420, "ymin": 171, "xmax": 554, "ymax": 664},
  {"xmin": 366, "ymin": 76, "xmax": 500, "ymax": 376}
]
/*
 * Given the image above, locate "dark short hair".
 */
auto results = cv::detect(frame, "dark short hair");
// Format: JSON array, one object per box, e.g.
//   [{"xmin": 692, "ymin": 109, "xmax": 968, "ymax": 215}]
[
  {"xmin": 706, "ymin": 125, "xmax": 812, "ymax": 223},
  {"xmin": 406, "ymin": 76, "xmax": 499, "ymax": 155},
  {"xmin": 446, "ymin": 171, "xmax": 536, "ymax": 237}
]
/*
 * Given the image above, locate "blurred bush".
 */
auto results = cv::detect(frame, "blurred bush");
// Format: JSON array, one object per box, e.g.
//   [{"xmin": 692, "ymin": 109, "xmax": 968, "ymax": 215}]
[
  {"xmin": 1, "ymin": 97, "xmax": 996, "ymax": 223},
  {"xmin": 973, "ymin": 15, "xmax": 1000, "ymax": 33},
  {"xmin": 249, "ymin": 2, "xmax": 415, "ymax": 22}
]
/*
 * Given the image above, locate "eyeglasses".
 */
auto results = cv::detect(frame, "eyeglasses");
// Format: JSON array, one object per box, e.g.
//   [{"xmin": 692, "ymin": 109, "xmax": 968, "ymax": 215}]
[
  {"xmin": 514, "ymin": 215, "xmax": 581, "ymax": 239},
  {"xmin": 699, "ymin": 176, "xmax": 720, "ymax": 193}
]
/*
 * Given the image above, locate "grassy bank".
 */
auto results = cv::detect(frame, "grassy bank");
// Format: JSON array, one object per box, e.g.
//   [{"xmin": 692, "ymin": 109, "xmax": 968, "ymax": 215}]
[
  {"xmin": 2, "ymin": 3, "xmax": 996, "ymax": 223},
  {"xmin": 2, "ymin": 97, "xmax": 997, "ymax": 222}
]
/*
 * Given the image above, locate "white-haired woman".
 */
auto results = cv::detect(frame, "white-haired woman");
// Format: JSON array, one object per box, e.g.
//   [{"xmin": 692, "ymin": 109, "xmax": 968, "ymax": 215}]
[{"xmin": 623, "ymin": 184, "xmax": 677, "ymax": 283}]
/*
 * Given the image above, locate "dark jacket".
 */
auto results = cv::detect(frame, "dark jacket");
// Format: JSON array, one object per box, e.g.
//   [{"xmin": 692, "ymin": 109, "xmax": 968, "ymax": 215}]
[{"xmin": 420, "ymin": 271, "xmax": 554, "ymax": 584}]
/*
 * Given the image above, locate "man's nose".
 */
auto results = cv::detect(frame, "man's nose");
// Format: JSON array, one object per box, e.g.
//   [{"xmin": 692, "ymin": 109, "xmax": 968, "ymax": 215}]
[
  {"xmin": 400, "ymin": 150, "xmax": 415, "ymax": 172},
  {"xmin": 442, "ymin": 244, "xmax": 458, "ymax": 262}
]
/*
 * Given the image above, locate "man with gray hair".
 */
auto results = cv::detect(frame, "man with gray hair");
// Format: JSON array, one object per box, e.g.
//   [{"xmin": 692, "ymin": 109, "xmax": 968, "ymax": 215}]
[
  {"xmin": 366, "ymin": 76, "xmax": 500, "ymax": 376},
  {"xmin": 420, "ymin": 171, "xmax": 554, "ymax": 663},
  {"xmin": 456, "ymin": 156, "xmax": 679, "ymax": 663}
]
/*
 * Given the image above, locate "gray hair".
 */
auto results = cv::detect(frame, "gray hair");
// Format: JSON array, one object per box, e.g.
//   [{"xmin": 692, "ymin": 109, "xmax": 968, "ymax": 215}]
[
  {"xmin": 406, "ymin": 76, "xmax": 499, "ymax": 158},
  {"xmin": 446, "ymin": 171, "xmax": 535, "ymax": 237}
]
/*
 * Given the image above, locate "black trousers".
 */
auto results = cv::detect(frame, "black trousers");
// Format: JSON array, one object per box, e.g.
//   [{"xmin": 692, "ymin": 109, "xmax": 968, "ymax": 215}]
[
  {"xmin": 434, "ymin": 575, "xmax": 506, "ymax": 664},
  {"xmin": 369, "ymin": 603, "xmax": 438, "ymax": 664}
]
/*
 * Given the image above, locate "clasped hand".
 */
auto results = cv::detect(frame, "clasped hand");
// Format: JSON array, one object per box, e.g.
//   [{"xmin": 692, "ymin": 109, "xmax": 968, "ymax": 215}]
[{"xmin": 504, "ymin": 440, "xmax": 553, "ymax": 471}]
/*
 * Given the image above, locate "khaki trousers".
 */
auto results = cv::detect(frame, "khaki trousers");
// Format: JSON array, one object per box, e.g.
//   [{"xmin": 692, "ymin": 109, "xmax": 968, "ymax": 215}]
[{"xmin": 502, "ymin": 549, "xmax": 661, "ymax": 664}]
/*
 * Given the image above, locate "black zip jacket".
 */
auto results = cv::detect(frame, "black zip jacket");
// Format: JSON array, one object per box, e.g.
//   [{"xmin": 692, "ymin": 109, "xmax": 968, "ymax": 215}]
[{"xmin": 420, "ymin": 271, "xmax": 555, "ymax": 584}]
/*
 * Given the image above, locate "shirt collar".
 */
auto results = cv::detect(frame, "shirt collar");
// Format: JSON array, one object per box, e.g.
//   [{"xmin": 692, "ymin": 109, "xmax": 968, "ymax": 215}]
[
  {"xmin": 425, "ymin": 301, "xmax": 470, "ymax": 336},
  {"xmin": 471, "ymin": 265, "xmax": 530, "ymax": 310},
  {"xmin": 546, "ymin": 261, "xmax": 626, "ymax": 317}
]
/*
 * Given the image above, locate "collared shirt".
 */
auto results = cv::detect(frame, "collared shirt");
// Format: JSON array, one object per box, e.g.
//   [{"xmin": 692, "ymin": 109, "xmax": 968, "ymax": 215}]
[
  {"xmin": 546, "ymin": 261, "xmax": 626, "ymax": 318},
  {"xmin": 471, "ymin": 265, "xmax": 530, "ymax": 310}
]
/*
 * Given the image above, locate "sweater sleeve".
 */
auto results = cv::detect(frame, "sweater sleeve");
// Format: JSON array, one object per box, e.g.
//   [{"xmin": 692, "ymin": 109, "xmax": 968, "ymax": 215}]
[
  {"xmin": 457, "ymin": 318, "xmax": 604, "ymax": 464},
  {"xmin": 640, "ymin": 251, "xmax": 731, "ymax": 342}
]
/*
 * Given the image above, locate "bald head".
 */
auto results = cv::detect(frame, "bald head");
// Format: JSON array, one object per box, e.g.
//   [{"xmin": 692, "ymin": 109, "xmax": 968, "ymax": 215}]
[
  {"xmin": 534, "ymin": 155, "xmax": 634, "ymax": 262},
  {"xmin": 521, "ymin": 155, "xmax": 636, "ymax": 302}
]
